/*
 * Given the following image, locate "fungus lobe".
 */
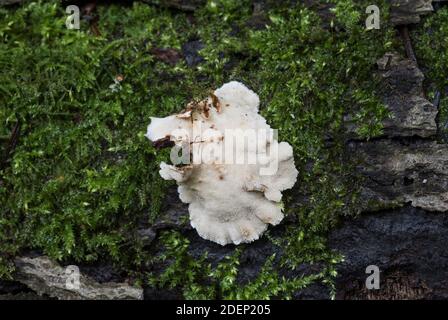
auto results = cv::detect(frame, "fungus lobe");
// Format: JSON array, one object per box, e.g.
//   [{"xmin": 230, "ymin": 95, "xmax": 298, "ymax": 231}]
[{"xmin": 146, "ymin": 81, "xmax": 298, "ymax": 245}]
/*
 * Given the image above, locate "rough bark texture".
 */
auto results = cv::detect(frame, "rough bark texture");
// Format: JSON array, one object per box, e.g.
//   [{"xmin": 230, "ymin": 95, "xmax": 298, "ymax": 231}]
[
  {"xmin": 346, "ymin": 53, "xmax": 437, "ymax": 138},
  {"xmin": 346, "ymin": 51, "xmax": 447, "ymax": 213},
  {"xmin": 330, "ymin": 206, "xmax": 448, "ymax": 300},
  {"xmin": 13, "ymin": 256, "xmax": 143, "ymax": 300},
  {"xmin": 351, "ymin": 139, "xmax": 448, "ymax": 212},
  {"xmin": 376, "ymin": 53, "xmax": 437, "ymax": 137},
  {"xmin": 389, "ymin": 0, "xmax": 434, "ymax": 25},
  {"xmin": 330, "ymin": 36, "xmax": 448, "ymax": 297}
]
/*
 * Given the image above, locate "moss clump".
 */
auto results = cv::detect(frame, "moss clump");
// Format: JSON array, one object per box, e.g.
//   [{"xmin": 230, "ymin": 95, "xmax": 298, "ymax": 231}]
[
  {"xmin": 0, "ymin": 0, "xmax": 192, "ymax": 276},
  {"xmin": 411, "ymin": 7, "xmax": 448, "ymax": 141},
  {"xmin": 148, "ymin": 230, "xmax": 323, "ymax": 300},
  {"xmin": 246, "ymin": 0, "xmax": 394, "ymax": 275},
  {"xmin": 1, "ymin": 0, "xmax": 396, "ymax": 298}
]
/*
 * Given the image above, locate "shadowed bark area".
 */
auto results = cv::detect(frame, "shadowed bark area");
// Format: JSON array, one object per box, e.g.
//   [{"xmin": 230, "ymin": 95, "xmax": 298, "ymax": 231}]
[{"xmin": 330, "ymin": 206, "xmax": 448, "ymax": 300}]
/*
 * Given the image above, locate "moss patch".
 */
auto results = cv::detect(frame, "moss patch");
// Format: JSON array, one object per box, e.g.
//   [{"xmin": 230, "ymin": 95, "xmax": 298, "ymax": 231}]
[
  {"xmin": 1, "ymin": 0, "xmax": 396, "ymax": 298},
  {"xmin": 412, "ymin": 7, "xmax": 448, "ymax": 141}
]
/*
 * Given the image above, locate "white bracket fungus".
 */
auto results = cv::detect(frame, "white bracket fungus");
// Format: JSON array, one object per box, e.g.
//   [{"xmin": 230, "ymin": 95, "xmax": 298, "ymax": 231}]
[{"xmin": 146, "ymin": 81, "xmax": 298, "ymax": 245}]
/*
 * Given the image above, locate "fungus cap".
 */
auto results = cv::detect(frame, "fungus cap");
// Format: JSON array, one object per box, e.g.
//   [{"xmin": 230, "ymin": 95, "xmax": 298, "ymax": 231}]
[{"xmin": 146, "ymin": 81, "xmax": 298, "ymax": 245}]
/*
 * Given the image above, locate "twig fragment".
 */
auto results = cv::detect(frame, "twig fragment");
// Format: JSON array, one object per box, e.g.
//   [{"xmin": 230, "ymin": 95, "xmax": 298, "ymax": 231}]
[{"xmin": 398, "ymin": 26, "xmax": 417, "ymax": 64}]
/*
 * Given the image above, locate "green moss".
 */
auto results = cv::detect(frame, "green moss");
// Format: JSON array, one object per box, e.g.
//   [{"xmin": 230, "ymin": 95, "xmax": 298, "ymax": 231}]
[
  {"xmin": 1, "ymin": 0, "xmax": 397, "ymax": 297},
  {"xmin": 148, "ymin": 230, "xmax": 325, "ymax": 300},
  {"xmin": 245, "ymin": 1, "xmax": 394, "ymax": 277},
  {"xmin": 0, "ymin": 0, "xmax": 190, "ymax": 271},
  {"xmin": 147, "ymin": 0, "xmax": 396, "ymax": 299},
  {"xmin": 411, "ymin": 7, "xmax": 448, "ymax": 142}
]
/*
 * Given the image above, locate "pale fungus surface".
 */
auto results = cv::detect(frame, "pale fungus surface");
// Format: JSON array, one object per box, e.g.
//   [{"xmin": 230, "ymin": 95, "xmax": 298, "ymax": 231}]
[{"xmin": 146, "ymin": 82, "xmax": 298, "ymax": 245}]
